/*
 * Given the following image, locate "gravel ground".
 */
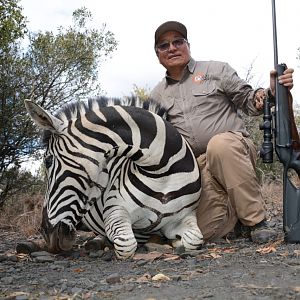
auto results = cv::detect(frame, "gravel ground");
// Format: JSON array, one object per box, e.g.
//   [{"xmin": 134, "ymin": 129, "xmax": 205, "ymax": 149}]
[{"xmin": 1, "ymin": 219, "xmax": 300, "ymax": 300}]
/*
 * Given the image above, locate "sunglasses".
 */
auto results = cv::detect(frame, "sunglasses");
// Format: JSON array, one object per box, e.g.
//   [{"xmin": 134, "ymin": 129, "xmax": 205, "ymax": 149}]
[{"xmin": 156, "ymin": 38, "xmax": 187, "ymax": 53}]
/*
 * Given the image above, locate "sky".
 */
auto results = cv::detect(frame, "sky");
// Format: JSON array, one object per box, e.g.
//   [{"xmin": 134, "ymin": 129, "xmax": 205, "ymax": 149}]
[{"xmin": 20, "ymin": 0, "xmax": 300, "ymax": 102}]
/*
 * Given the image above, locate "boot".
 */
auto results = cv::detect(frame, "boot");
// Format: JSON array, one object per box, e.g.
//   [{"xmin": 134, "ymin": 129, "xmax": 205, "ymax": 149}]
[
  {"xmin": 249, "ymin": 220, "xmax": 277, "ymax": 244},
  {"xmin": 231, "ymin": 220, "xmax": 277, "ymax": 243}
]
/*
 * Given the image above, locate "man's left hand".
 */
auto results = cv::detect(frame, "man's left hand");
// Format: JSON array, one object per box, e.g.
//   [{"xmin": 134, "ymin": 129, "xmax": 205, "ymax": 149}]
[{"xmin": 270, "ymin": 67, "xmax": 294, "ymax": 96}]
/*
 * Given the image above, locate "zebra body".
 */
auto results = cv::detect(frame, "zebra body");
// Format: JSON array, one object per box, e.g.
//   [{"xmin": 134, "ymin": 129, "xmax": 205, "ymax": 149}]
[{"xmin": 25, "ymin": 97, "xmax": 203, "ymax": 258}]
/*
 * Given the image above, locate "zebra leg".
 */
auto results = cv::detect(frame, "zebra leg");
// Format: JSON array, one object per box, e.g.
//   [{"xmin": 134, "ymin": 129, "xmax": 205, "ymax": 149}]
[
  {"xmin": 134, "ymin": 232, "xmax": 151, "ymax": 245},
  {"xmin": 104, "ymin": 206, "xmax": 137, "ymax": 259},
  {"xmin": 162, "ymin": 212, "xmax": 204, "ymax": 250}
]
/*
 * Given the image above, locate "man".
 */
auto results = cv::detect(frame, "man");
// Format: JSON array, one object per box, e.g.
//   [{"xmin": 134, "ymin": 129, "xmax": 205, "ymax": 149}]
[{"xmin": 150, "ymin": 21, "xmax": 294, "ymax": 243}]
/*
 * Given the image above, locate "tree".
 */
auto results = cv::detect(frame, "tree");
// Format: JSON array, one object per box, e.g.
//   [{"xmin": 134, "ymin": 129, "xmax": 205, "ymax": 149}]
[
  {"xmin": 0, "ymin": 3, "xmax": 118, "ymax": 206},
  {"xmin": 0, "ymin": 0, "xmax": 27, "ymax": 48},
  {"xmin": 26, "ymin": 7, "xmax": 118, "ymax": 109},
  {"xmin": 132, "ymin": 84, "xmax": 151, "ymax": 102},
  {"xmin": 0, "ymin": 0, "xmax": 29, "ymax": 205}
]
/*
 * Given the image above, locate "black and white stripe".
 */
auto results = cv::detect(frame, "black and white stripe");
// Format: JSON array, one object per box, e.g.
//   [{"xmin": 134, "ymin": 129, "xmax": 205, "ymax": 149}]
[{"xmin": 26, "ymin": 96, "xmax": 203, "ymax": 258}]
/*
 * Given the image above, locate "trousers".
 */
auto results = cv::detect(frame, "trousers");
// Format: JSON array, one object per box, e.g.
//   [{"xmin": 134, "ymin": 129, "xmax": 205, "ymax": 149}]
[{"xmin": 196, "ymin": 131, "xmax": 266, "ymax": 241}]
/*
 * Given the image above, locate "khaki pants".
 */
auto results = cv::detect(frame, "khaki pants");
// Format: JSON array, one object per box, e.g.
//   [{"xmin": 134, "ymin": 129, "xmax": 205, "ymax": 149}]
[{"xmin": 196, "ymin": 131, "xmax": 266, "ymax": 241}]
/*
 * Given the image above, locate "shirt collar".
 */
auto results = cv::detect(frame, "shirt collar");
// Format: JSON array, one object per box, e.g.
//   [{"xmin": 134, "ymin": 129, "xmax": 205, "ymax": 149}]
[
  {"xmin": 164, "ymin": 57, "xmax": 196, "ymax": 86},
  {"xmin": 187, "ymin": 57, "xmax": 196, "ymax": 73}
]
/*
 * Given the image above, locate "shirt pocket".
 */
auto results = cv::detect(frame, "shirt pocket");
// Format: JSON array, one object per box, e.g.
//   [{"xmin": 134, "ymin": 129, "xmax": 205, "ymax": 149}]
[
  {"xmin": 191, "ymin": 84, "xmax": 218, "ymax": 114},
  {"xmin": 192, "ymin": 84, "xmax": 216, "ymax": 97}
]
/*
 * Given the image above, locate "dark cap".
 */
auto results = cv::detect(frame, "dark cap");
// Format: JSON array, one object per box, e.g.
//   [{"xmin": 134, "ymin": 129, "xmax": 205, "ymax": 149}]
[{"xmin": 154, "ymin": 21, "xmax": 187, "ymax": 46}]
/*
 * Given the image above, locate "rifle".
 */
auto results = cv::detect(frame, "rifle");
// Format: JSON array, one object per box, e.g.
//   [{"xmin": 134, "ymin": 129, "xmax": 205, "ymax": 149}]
[{"xmin": 260, "ymin": 0, "xmax": 300, "ymax": 243}]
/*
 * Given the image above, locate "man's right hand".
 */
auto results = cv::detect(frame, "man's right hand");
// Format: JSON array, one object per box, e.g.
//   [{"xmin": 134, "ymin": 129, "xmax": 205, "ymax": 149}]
[{"xmin": 270, "ymin": 67, "xmax": 294, "ymax": 97}]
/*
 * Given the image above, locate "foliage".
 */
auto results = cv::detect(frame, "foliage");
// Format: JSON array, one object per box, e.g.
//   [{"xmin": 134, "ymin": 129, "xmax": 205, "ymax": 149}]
[
  {"xmin": 26, "ymin": 8, "xmax": 117, "ymax": 110},
  {"xmin": 132, "ymin": 84, "xmax": 151, "ymax": 101},
  {"xmin": 0, "ymin": 166, "xmax": 45, "ymax": 205},
  {"xmin": 241, "ymin": 60, "xmax": 282, "ymax": 183},
  {"xmin": 242, "ymin": 89, "xmax": 300, "ymax": 184},
  {"xmin": 0, "ymin": 0, "xmax": 27, "ymax": 49},
  {"xmin": 0, "ymin": 190, "xmax": 43, "ymax": 235},
  {"xmin": 0, "ymin": 3, "xmax": 118, "ymax": 207}
]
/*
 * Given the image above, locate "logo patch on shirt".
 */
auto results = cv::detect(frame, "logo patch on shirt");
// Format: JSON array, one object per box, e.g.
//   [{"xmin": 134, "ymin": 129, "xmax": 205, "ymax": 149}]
[{"xmin": 192, "ymin": 72, "xmax": 208, "ymax": 84}]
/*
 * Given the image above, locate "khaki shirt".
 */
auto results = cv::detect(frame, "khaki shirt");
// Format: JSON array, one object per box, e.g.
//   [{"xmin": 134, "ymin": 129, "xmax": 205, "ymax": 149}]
[{"xmin": 150, "ymin": 58, "xmax": 262, "ymax": 156}]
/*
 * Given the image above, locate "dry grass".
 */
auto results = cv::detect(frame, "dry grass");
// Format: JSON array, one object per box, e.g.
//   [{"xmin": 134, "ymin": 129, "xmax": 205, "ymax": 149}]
[
  {"xmin": 0, "ymin": 181, "xmax": 285, "ymax": 238},
  {"xmin": 261, "ymin": 180, "xmax": 283, "ymax": 222},
  {"xmin": 0, "ymin": 193, "xmax": 43, "ymax": 237}
]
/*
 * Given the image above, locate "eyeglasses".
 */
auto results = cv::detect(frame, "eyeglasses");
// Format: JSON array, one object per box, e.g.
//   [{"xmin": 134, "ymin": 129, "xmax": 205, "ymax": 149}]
[{"xmin": 156, "ymin": 38, "xmax": 187, "ymax": 53}]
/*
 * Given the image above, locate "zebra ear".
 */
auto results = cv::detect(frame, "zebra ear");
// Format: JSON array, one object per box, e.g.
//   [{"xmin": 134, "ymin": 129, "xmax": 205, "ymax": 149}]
[{"xmin": 24, "ymin": 100, "xmax": 63, "ymax": 132}]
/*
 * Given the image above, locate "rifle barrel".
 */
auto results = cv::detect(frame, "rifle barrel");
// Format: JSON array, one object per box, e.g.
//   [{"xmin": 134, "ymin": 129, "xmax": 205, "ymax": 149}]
[{"xmin": 271, "ymin": 0, "xmax": 278, "ymax": 67}]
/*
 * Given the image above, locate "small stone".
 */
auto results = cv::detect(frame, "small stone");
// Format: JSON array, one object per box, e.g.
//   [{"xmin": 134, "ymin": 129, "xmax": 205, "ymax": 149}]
[
  {"xmin": 89, "ymin": 250, "xmax": 104, "ymax": 258},
  {"xmin": 71, "ymin": 287, "xmax": 82, "ymax": 294},
  {"xmin": 101, "ymin": 251, "xmax": 114, "ymax": 261},
  {"xmin": 16, "ymin": 241, "xmax": 40, "ymax": 254},
  {"xmin": 145, "ymin": 242, "xmax": 173, "ymax": 253},
  {"xmin": 174, "ymin": 245, "xmax": 185, "ymax": 255},
  {"xmin": 53, "ymin": 260, "xmax": 70, "ymax": 267},
  {"xmin": 152, "ymin": 273, "xmax": 170, "ymax": 282},
  {"xmin": 203, "ymin": 293, "xmax": 215, "ymax": 298},
  {"xmin": 31, "ymin": 251, "xmax": 53, "ymax": 257},
  {"xmin": 136, "ymin": 259, "xmax": 148, "ymax": 266},
  {"xmin": 106, "ymin": 273, "xmax": 121, "ymax": 284},
  {"xmin": 0, "ymin": 254, "xmax": 7, "ymax": 262},
  {"xmin": 60, "ymin": 282, "xmax": 68, "ymax": 292},
  {"xmin": 7, "ymin": 255, "xmax": 18, "ymax": 262},
  {"xmin": 78, "ymin": 277, "xmax": 96, "ymax": 289},
  {"xmin": 84, "ymin": 237, "xmax": 106, "ymax": 251},
  {"xmin": 15, "ymin": 295, "xmax": 29, "ymax": 300},
  {"xmin": 2, "ymin": 276, "xmax": 14, "ymax": 284},
  {"xmin": 7, "ymin": 267, "xmax": 16, "ymax": 272},
  {"xmin": 49, "ymin": 264, "xmax": 64, "ymax": 270}
]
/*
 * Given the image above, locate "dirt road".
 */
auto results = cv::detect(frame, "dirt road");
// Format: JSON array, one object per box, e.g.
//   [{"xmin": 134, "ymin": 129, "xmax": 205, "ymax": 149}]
[{"xmin": 1, "ymin": 224, "xmax": 300, "ymax": 300}]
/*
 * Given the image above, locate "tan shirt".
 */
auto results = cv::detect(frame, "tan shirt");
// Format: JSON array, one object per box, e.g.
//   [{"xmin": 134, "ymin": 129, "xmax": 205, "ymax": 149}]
[{"xmin": 150, "ymin": 58, "xmax": 262, "ymax": 156}]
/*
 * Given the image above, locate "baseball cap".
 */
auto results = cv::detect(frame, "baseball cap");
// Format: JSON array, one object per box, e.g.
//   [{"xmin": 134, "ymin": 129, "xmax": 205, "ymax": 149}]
[{"xmin": 154, "ymin": 21, "xmax": 187, "ymax": 46}]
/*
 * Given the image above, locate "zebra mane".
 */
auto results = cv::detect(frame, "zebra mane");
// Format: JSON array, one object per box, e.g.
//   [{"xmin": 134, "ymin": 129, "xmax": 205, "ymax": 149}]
[
  {"xmin": 42, "ymin": 96, "xmax": 167, "ymax": 146},
  {"xmin": 54, "ymin": 96, "xmax": 166, "ymax": 121}
]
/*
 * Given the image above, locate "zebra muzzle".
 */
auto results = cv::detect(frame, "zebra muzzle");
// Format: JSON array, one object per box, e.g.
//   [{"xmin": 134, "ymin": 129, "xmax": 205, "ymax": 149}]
[{"xmin": 46, "ymin": 222, "xmax": 76, "ymax": 253}]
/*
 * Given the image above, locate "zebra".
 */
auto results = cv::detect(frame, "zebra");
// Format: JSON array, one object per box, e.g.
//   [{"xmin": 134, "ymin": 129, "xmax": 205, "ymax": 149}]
[{"xmin": 25, "ymin": 97, "xmax": 203, "ymax": 259}]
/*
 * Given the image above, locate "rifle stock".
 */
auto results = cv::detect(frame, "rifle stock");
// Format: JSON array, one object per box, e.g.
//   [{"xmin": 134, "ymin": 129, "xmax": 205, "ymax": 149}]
[{"xmin": 274, "ymin": 64, "xmax": 300, "ymax": 243}]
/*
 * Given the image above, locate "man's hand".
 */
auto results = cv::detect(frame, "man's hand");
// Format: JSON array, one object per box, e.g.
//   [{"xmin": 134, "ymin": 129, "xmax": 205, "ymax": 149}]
[
  {"xmin": 270, "ymin": 67, "xmax": 294, "ymax": 96},
  {"xmin": 254, "ymin": 89, "xmax": 266, "ymax": 110}
]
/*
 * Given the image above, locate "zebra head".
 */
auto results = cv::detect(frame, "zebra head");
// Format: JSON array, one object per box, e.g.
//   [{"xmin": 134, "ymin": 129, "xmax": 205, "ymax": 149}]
[{"xmin": 25, "ymin": 100, "xmax": 108, "ymax": 252}]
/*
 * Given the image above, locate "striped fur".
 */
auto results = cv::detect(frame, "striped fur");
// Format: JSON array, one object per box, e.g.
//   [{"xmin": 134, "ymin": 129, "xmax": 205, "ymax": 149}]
[{"xmin": 25, "ymin": 97, "xmax": 203, "ymax": 258}]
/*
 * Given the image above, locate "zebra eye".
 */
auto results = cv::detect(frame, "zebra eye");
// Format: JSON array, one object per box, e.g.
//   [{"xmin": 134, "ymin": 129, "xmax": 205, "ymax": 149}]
[{"xmin": 44, "ymin": 155, "xmax": 53, "ymax": 169}]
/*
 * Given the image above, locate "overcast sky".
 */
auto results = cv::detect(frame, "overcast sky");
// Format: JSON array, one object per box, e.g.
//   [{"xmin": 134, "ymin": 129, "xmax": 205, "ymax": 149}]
[{"xmin": 20, "ymin": 0, "xmax": 300, "ymax": 103}]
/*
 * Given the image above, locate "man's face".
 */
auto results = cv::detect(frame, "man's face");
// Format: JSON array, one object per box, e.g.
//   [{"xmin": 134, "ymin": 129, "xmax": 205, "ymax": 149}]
[{"xmin": 156, "ymin": 31, "xmax": 190, "ymax": 71}]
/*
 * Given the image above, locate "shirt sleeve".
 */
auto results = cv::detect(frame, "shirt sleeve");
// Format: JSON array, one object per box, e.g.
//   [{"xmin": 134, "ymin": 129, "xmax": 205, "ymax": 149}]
[{"xmin": 221, "ymin": 63, "xmax": 263, "ymax": 116}]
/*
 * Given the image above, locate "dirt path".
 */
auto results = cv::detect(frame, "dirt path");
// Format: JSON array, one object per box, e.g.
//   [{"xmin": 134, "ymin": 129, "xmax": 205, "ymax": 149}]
[{"xmin": 1, "ymin": 225, "xmax": 300, "ymax": 300}]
